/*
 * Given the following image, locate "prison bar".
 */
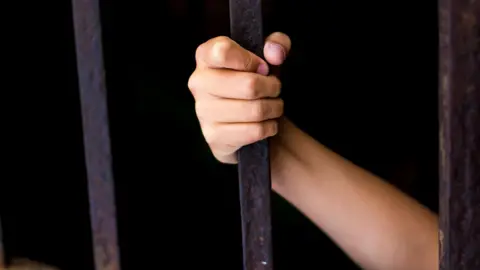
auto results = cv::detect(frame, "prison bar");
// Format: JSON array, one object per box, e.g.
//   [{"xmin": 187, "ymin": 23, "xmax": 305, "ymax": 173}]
[
  {"xmin": 438, "ymin": 0, "xmax": 480, "ymax": 269},
  {"xmin": 71, "ymin": 0, "xmax": 122, "ymax": 269},
  {"xmin": 0, "ymin": 1, "xmax": 479, "ymax": 269},
  {"xmin": 0, "ymin": 217, "xmax": 4, "ymax": 268},
  {"xmin": 229, "ymin": 1, "xmax": 274, "ymax": 270}
]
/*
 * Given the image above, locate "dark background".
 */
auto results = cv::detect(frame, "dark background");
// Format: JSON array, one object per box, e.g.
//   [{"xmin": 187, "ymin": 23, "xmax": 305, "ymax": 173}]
[{"xmin": 1, "ymin": 0, "xmax": 438, "ymax": 269}]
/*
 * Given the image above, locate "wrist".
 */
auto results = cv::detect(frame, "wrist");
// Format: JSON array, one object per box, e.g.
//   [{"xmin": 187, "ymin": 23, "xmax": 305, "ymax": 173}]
[
  {"xmin": 269, "ymin": 117, "xmax": 307, "ymax": 191},
  {"xmin": 269, "ymin": 117, "xmax": 338, "ymax": 195}
]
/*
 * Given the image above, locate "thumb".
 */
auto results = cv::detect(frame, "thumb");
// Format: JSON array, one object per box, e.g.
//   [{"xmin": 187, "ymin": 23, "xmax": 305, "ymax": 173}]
[
  {"xmin": 196, "ymin": 36, "xmax": 269, "ymax": 75},
  {"xmin": 263, "ymin": 32, "xmax": 291, "ymax": 66}
]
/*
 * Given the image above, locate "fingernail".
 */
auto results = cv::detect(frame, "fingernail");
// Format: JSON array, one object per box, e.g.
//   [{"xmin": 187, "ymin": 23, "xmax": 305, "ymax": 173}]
[
  {"xmin": 257, "ymin": 63, "xmax": 269, "ymax": 75},
  {"xmin": 266, "ymin": 42, "xmax": 286, "ymax": 60}
]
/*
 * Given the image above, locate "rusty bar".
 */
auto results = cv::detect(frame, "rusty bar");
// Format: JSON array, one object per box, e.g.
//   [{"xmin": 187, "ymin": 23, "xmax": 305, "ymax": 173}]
[
  {"xmin": 439, "ymin": 0, "xmax": 480, "ymax": 269},
  {"xmin": 71, "ymin": 0, "xmax": 121, "ymax": 269},
  {"xmin": 229, "ymin": 1, "xmax": 274, "ymax": 270},
  {"xmin": 0, "ymin": 217, "xmax": 4, "ymax": 268}
]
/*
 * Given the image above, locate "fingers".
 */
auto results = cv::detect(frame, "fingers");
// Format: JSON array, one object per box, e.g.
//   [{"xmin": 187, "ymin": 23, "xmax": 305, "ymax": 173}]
[
  {"xmin": 196, "ymin": 36, "xmax": 269, "ymax": 75},
  {"xmin": 200, "ymin": 120, "xmax": 279, "ymax": 162},
  {"xmin": 203, "ymin": 120, "xmax": 278, "ymax": 147},
  {"xmin": 264, "ymin": 32, "xmax": 292, "ymax": 66},
  {"xmin": 189, "ymin": 33, "xmax": 291, "ymax": 164},
  {"xmin": 188, "ymin": 68, "xmax": 281, "ymax": 99},
  {"xmin": 196, "ymin": 98, "xmax": 284, "ymax": 123},
  {"xmin": 196, "ymin": 98, "xmax": 282, "ymax": 164}
]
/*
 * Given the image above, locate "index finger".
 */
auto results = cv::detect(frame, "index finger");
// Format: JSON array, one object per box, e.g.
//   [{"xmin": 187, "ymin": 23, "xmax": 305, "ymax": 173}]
[{"xmin": 195, "ymin": 36, "xmax": 269, "ymax": 75}]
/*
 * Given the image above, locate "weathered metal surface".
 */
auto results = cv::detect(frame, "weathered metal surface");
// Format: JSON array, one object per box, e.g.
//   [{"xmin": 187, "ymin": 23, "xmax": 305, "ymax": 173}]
[
  {"xmin": 439, "ymin": 0, "xmax": 480, "ymax": 268},
  {"xmin": 229, "ymin": 1, "xmax": 274, "ymax": 270},
  {"xmin": 0, "ymin": 217, "xmax": 4, "ymax": 268},
  {"xmin": 71, "ymin": 0, "xmax": 121, "ymax": 269}
]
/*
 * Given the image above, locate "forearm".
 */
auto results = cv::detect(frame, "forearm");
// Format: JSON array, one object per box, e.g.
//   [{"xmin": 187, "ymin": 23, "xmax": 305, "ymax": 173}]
[{"xmin": 270, "ymin": 118, "xmax": 438, "ymax": 270}]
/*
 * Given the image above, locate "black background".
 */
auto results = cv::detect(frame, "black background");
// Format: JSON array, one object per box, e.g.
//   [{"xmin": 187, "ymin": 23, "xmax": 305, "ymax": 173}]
[{"xmin": 1, "ymin": 0, "xmax": 438, "ymax": 269}]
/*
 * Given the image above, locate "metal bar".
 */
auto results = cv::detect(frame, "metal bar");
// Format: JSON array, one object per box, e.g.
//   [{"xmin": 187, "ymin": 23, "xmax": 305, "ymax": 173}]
[
  {"xmin": 71, "ymin": 1, "xmax": 121, "ymax": 269},
  {"xmin": 439, "ymin": 0, "xmax": 480, "ymax": 268},
  {"xmin": 0, "ymin": 217, "xmax": 5, "ymax": 268},
  {"xmin": 229, "ymin": 1, "xmax": 274, "ymax": 270}
]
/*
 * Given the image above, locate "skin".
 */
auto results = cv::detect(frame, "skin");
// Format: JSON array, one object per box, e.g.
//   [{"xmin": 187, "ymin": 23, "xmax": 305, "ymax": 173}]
[{"xmin": 188, "ymin": 32, "xmax": 439, "ymax": 270}]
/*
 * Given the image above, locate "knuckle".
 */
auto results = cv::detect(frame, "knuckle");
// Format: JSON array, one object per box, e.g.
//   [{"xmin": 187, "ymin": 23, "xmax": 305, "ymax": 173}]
[
  {"xmin": 271, "ymin": 121, "xmax": 279, "ymax": 135},
  {"xmin": 213, "ymin": 36, "xmax": 233, "ymax": 44},
  {"xmin": 211, "ymin": 36, "xmax": 234, "ymax": 65},
  {"xmin": 201, "ymin": 124, "xmax": 217, "ymax": 145},
  {"xmin": 187, "ymin": 70, "xmax": 199, "ymax": 91},
  {"xmin": 242, "ymin": 74, "xmax": 260, "ymax": 99},
  {"xmin": 248, "ymin": 123, "xmax": 268, "ymax": 142},
  {"xmin": 251, "ymin": 101, "xmax": 269, "ymax": 121},
  {"xmin": 276, "ymin": 99, "xmax": 285, "ymax": 115},
  {"xmin": 272, "ymin": 76, "xmax": 282, "ymax": 96},
  {"xmin": 195, "ymin": 42, "xmax": 207, "ymax": 63},
  {"xmin": 188, "ymin": 70, "xmax": 204, "ymax": 98}
]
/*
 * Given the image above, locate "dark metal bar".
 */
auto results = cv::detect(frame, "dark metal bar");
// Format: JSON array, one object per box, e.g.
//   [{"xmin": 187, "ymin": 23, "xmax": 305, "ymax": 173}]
[
  {"xmin": 71, "ymin": 0, "xmax": 121, "ymax": 269},
  {"xmin": 439, "ymin": 0, "xmax": 480, "ymax": 268},
  {"xmin": 0, "ymin": 217, "xmax": 5, "ymax": 268},
  {"xmin": 229, "ymin": 1, "xmax": 273, "ymax": 270}
]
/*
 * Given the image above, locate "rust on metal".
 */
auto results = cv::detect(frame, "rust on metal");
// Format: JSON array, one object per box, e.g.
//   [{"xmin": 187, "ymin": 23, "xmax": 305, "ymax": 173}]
[
  {"xmin": 71, "ymin": 0, "xmax": 122, "ymax": 269},
  {"xmin": 229, "ymin": 0, "xmax": 274, "ymax": 269},
  {"xmin": 0, "ymin": 217, "xmax": 4, "ymax": 268},
  {"xmin": 439, "ymin": 0, "xmax": 480, "ymax": 268}
]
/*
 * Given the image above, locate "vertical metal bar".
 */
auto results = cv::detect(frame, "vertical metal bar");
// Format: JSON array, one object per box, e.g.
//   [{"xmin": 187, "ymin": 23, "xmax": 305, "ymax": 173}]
[
  {"xmin": 439, "ymin": 0, "xmax": 480, "ymax": 268},
  {"xmin": 71, "ymin": 1, "xmax": 121, "ymax": 269},
  {"xmin": 0, "ymin": 217, "xmax": 5, "ymax": 268},
  {"xmin": 229, "ymin": 1, "xmax": 274, "ymax": 270}
]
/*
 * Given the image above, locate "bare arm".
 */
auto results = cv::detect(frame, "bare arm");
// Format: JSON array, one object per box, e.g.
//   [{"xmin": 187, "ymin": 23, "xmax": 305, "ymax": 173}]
[
  {"xmin": 270, "ymin": 118, "xmax": 439, "ymax": 270},
  {"xmin": 188, "ymin": 33, "xmax": 438, "ymax": 270}
]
